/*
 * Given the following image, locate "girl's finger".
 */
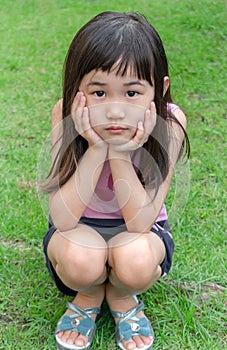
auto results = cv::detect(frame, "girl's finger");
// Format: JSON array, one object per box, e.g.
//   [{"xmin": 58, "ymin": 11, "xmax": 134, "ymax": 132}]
[
  {"xmin": 144, "ymin": 102, "xmax": 156, "ymax": 135},
  {"xmin": 138, "ymin": 120, "xmax": 144, "ymax": 131},
  {"xmin": 144, "ymin": 110, "xmax": 152, "ymax": 135},
  {"xmin": 136, "ymin": 120, "xmax": 146, "ymax": 142},
  {"xmin": 81, "ymin": 107, "xmax": 90, "ymax": 132},
  {"xmin": 71, "ymin": 92, "xmax": 86, "ymax": 115},
  {"xmin": 149, "ymin": 101, "xmax": 157, "ymax": 127},
  {"xmin": 150, "ymin": 101, "xmax": 156, "ymax": 115},
  {"xmin": 71, "ymin": 93, "xmax": 87, "ymax": 133},
  {"xmin": 71, "ymin": 92, "xmax": 81, "ymax": 114},
  {"xmin": 79, "ymin": 93, "xmax": 86, "ymax": 109},
  {"xmin": 73, "ymin": 109, "xmax": 83, "ymax": 131}
]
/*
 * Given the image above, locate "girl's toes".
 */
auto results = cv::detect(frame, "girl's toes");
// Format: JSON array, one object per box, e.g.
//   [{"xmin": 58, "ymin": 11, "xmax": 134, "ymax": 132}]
[
  {"xmin": 67, "ymin": 331, "xmax": 79, "ymax": 345},
  {"xmin": 57, "ymin": 331, "xmax": 63, "ymax": 338},
  {"xmin": 140, "ymin": 334, "xmax": 154, "ymax": 346},
  {"xmin": 132, "ymin": 335, "xmax": 145, "ymax": 348},
  {"xmin": 122, "ymin": 339, "xmax": 136, "ymax": 350},
  {"xmin": 61, "ymin": 330, "xmax": 72, "ymax": 342},
  {"xmin": 75, "ymin": 334, "xmax": 88, "ymax": 347},
  {"xmin": 123, "ymin": 335, "xmax": 153, "ymax": 349}
]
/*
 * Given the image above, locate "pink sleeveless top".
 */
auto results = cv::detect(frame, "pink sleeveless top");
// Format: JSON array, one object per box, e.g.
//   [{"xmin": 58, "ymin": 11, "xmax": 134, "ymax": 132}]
[{"xmin": 83, "ymin": 103, "xmax": 179, "ymax": 221}]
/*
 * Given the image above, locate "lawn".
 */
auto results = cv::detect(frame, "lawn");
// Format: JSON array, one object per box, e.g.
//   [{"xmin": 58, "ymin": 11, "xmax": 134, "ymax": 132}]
[{"xmin": 0, "ymin": 0, "xmax": 226, "ymax": 349}]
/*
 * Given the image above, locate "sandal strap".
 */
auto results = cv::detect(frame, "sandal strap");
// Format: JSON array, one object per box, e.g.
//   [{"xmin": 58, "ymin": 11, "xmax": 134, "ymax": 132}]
[
  {"xmin": 67, "ymin": 301, "xmax": 101, "ymax": 316},
  {"xmin": 55, "ymin": 302, "xmax": 100, "ymax": 339},
  {"xmin": 111, "ymin": 300, "xmax": 154, "ymax": 343},
  {"xmin": 111, "ymin": 300, "xmax": 144, "ymax": 320}
]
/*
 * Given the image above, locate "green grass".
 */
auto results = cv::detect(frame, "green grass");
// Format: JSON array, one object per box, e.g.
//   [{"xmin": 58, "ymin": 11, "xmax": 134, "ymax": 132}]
[{"xmin": 0, "ymin": 0, "xmax": 226, "ymax": 349}]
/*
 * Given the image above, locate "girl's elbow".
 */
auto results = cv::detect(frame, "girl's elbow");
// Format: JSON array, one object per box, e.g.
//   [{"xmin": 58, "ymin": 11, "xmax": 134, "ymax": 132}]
[
  {"xmin": 49, "ymin": 205, "xmax": 78, "ymax": 232},
  {"xmin": 50, "ymin": 213, "xmax": 78, "ymax": 232}
]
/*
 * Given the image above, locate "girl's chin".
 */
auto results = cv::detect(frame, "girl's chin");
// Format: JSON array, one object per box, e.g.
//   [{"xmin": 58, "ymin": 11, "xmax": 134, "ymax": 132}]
[{"xmin": 102, "ymin": 136, "xmax": 130, "ymax": 145}]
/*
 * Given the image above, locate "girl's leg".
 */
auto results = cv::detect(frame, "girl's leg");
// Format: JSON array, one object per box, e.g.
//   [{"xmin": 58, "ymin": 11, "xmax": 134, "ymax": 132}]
[
  {"xmin": 47, "ymin": 224, "xmax": 108, "ymax": 347},
  {"xmin": 106, "ymin": 231, "xmax": 165, "ymax": 350}
]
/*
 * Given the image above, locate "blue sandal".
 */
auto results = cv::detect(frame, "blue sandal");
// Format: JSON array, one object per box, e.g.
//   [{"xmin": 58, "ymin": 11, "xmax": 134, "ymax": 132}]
[
  {"xmin": 55, "ymin": 301, "xmax": 101, "ymax": 350},
  {"xmin": 111, "ymin": 298, "xmax": 154, "ymax": 350}
]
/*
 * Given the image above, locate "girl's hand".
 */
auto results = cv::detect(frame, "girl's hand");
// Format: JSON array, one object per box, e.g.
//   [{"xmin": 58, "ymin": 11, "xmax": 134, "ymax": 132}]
[
  {"xmin": 109, "ymin": 102, "xmax": 157, "ymax": 153},
  {"xmin": 71, "ymin": 92, "xmax": 106, "ymax": 148}
]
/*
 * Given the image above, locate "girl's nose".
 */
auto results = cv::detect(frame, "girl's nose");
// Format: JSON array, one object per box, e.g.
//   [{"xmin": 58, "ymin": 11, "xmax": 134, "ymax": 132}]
[{"xmin": 106, "ymin": 105, "xmax": 125, "ymax": 119}]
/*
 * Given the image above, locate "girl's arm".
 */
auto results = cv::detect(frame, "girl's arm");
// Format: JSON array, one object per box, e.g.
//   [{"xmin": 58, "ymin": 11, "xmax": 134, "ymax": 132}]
[
  {"xmin": 49, "ymin": 96, "xmax": 108, "ymax": 232},
  {"xmin": 108, "ymin": 107, "xmax": 186, "ymax": 233}
]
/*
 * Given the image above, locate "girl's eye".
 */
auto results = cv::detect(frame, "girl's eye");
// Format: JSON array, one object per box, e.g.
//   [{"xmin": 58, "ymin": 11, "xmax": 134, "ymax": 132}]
[
  {"xmin": 126, "ymin": 91, "xmax": 138, "ymax": 98},
  {"xmin": 93, "ymin": 91, "xmax": 106, "ymax": 97}
]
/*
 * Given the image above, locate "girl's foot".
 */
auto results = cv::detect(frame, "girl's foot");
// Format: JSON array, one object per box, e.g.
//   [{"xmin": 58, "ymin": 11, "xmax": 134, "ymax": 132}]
[
  {"xmin": 108, "ymin": 295, "xmax": 154, "ymax": 350},
  {"xmin": 56, "ymin": 291, "xmax": 104, "ymax": 348}
]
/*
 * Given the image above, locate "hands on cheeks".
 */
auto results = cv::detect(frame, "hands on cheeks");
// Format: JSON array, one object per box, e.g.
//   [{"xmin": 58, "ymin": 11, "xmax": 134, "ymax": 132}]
[
  {"xmin": 71, "ymin": 92, "xmax": 105, "ymax": 148},
  {"xmin": 71, "ymin": 92, "xmax": 157, "ymax": 152}
]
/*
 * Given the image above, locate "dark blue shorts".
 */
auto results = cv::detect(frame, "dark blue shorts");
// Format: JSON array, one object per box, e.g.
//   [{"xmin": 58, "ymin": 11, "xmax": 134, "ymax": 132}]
[{"xmin": 43, "ymin": 217, "xmax": 174, "ymax": 296}]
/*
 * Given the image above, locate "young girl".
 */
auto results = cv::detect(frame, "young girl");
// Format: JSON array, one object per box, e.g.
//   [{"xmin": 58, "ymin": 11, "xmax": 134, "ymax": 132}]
[{"xmin": 42, "ymin": 11, "xmax": 190, "ymax": 350}]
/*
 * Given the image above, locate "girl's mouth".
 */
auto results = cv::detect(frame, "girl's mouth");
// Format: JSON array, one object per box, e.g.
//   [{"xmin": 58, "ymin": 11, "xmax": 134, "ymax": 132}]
[{"xmin": 106, "ymin": 125, "xmax": 128, "ymax": 134}]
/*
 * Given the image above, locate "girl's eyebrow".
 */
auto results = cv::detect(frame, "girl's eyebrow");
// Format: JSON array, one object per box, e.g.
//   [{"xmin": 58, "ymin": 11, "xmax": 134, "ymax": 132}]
[
  {"xmin": 87, "ymin": 80, "xmax": 145, "ymax": 87},
  {"xmin": 123, "ymin": 81, "xmax": 145, "ymax": 87},
  {"xmin": 87, "ymin": 81, "xmax": 107, "ymax": 87}
]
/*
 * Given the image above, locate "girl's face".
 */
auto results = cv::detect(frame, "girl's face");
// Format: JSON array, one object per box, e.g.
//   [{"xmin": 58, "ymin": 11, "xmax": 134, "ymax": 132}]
[{"xmin": 79, "ymin": 66, "xmax": 155, "ymax": 144}]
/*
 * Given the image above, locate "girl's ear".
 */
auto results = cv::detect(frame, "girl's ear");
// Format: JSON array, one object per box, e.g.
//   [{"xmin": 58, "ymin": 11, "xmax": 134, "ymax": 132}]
[{"xmin": 163, "ymin": 76, "xmax": 170, "ymax": 96}]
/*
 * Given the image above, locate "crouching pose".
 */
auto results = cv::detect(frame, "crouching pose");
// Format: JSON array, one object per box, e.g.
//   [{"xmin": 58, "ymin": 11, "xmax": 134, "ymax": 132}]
[{"xmin": 42, "ymin": 11, "xmax": 190, "ymax": 350}]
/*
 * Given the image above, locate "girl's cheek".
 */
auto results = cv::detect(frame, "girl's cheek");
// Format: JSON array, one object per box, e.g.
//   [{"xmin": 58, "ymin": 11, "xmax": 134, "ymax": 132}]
[{"xmin": 127, "ymin": 109, "xmax": 145, "ymax": 127}]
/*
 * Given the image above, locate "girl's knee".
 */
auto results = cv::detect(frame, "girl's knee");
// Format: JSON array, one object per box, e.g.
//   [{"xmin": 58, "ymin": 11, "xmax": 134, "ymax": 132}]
[
  {"xmin": 51, "ymin": 231, "xmax": 108, "ymax": 288},
  {"xmin": 112, "ymin": 256, "xmax": 157, "ymax": 291},
  {"xmin": 109, "ymin": 236, "xmax": 161, "ymax": 290}
]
